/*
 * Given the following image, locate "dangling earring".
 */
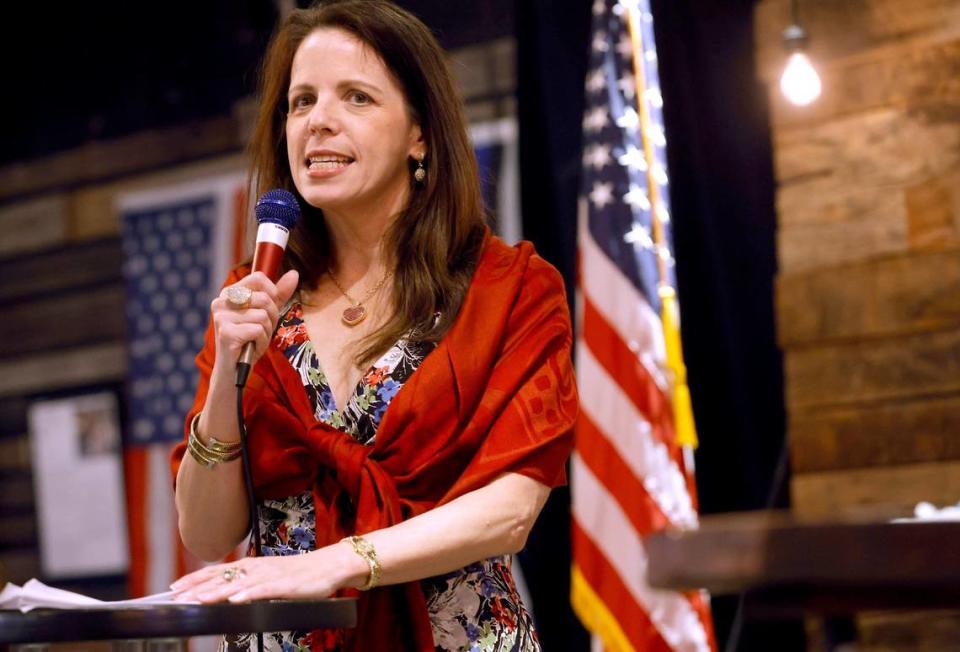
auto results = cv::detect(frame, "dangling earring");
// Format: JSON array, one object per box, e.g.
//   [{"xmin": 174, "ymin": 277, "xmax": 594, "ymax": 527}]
[{"xmin": 414, "ymin": 155, "xmax": 426, "ymax": 183}]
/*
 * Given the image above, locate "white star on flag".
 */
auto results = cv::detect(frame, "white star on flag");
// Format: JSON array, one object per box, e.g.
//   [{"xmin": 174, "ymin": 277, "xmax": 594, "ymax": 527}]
[
  {"xmin": 652, "ymin": 163, "xmax": 669, "ymax": 185},
  {"xmin": 645, "ymin": 87, "xmax": 664, "ymax": 108},
  {"xmin": 589, "ymin": 181, "xmax": 615, "ymax": 209},
  {"xmin": 583, "ymin": 144, "xmax": 613, "ymax": 170},
  {"xmin": 592, "ymin": 32, "xmax": 610, "ymax": 53},
  {"xmin": 623, "ymin": 222, "xmax": 654, "ymax": 250},
  {"xmin": 658, "ymin": 244, "xmax": 676, "ymax": 267},
  {"xmin": 616, "ymin": 107, "xmax": 640, "ymax": 133},
  {"xmin": 586, "ymin": 67, "xmax": 606, "ymax": 94},
  {"xmin": 583, "ymin": 106, "xmax": 610, "ymax": 133},
  {"xmin": 656, "ymin": 203, "xmax": 671, "ymax": 224},
  {"xmin": 623, "ymin": 183, "xmax": 651, "ymax": 210},
  {"xmin": 618, "ymin": 144, "xmax": 648, "ymax": 172},
  {"xmin": 650, "ymin": 124, "xmax": 667, "ymax": 147}
]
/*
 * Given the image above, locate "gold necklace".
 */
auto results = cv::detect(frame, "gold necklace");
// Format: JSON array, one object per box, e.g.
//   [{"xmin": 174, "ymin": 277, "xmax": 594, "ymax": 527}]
[{"xmin": 325, "ymin": 268, "xmax": 392, "ymax": 326}]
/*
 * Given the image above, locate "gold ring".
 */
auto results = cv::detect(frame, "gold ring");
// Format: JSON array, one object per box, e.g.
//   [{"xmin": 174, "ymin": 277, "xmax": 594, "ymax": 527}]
[
  {"xmin": 225, "ymin": 286, "xmax": 253, "ymax": 308},
  {"xmin": 222, "ymin": 566, "xmax": 246, "ymax": 583}
]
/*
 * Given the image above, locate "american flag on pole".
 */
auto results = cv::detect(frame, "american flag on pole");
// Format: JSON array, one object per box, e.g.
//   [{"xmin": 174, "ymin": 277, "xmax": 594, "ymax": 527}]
[
  {"xmin": 118, "ymin": 174, "xmax": 247, "ymax": 597},
  {"xmin": 571, "ymin": 1, "xmax": 716, "ymax": 650}
]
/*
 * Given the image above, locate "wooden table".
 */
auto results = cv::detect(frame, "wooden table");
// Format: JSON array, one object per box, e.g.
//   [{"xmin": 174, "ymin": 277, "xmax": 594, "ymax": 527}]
[
  {"xmin": 0, "ymin": 599, "xmax": 357, "ymax": 644},
  {"xmin": 644, "ymin": 511, "xmax": 960, "ymax": 616}
]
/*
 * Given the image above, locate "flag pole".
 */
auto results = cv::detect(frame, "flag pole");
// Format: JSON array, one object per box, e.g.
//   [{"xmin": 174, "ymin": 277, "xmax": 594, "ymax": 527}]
[{"xmin": 623, "ymin": 2, "xmax": 698, "ymax": 451}]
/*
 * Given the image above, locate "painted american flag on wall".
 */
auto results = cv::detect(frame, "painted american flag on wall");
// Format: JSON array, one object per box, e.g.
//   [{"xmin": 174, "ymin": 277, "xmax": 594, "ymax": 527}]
[
  {"xmin": 571, "ymin": 1, "xmax": 716, "ymax": 650},
  {"xmin": 118, "ymin": 174, "xmax": 246, "ymax": 597}
]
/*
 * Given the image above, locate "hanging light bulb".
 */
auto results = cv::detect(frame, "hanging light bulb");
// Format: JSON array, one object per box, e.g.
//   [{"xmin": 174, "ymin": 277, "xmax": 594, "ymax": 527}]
[
  {"xmin": 781, "ymin": 50, "xmax": 821, "ymax": 105},
  {"xmin": 779, "ymin": 13, "xmax": 821, "ymax": 106}
]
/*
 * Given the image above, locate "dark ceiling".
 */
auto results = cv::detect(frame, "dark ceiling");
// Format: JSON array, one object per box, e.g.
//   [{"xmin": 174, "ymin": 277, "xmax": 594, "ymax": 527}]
[{"xmin": 1, "ymin": 0, "xmax": 514, "ymax": 168}]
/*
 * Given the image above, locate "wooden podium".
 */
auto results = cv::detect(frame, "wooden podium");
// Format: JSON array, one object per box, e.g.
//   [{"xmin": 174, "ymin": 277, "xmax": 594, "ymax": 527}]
[
  {"xmin": 0, "ymin": 598, "xmax": 356, "ymax": 645},
  {"xmin": 644, "ymin": 511, "xmax": 960, "ymax": 616}
]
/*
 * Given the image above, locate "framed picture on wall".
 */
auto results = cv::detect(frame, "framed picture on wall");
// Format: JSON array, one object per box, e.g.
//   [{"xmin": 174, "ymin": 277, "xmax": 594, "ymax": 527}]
[{"xmin": 28, "ymin": 391, "xmax": 129, "ymax": 579}]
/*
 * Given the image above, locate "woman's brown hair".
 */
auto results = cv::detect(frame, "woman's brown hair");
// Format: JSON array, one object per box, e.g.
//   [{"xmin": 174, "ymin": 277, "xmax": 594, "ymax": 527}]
[{"xmin": 247, "ymin": 0, "xmax": 487, "ymax": 365}]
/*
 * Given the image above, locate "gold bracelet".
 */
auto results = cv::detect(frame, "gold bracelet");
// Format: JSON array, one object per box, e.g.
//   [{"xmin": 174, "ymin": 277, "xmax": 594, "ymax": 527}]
[
  {"xmin": 187, "ymin": 413, "xmax": 242, "ymax": 468},
  {"xmin": 187, "ymin": 431, "xmax": 216, "ymax": 466},
  {"xmin": 341, "ymin": 535, "xmax": 381, "ymax": 590}
]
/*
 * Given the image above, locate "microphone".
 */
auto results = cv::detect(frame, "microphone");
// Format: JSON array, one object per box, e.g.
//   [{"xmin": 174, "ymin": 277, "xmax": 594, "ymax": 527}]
[{"xmin": 235, "ymin": 189, "xmax": 301, "ymax": 387}]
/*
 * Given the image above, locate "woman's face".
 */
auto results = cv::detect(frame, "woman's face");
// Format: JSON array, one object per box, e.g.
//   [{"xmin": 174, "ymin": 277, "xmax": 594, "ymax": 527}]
[{"xmin": 285, "ymin": 28, "xmax": 424, "ymax": 219}]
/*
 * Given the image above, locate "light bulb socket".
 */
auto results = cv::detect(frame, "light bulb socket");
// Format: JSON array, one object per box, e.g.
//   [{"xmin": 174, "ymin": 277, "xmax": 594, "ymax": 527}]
[{"xmin": 782, "ymin": 24, "xmax": 808, "ymax": 52}]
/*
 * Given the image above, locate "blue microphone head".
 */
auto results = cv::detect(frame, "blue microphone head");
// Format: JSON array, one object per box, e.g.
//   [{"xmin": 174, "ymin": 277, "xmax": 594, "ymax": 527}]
[{"xmin": 254, "ymin": 189, "xmax": 301, "ymax": 228}]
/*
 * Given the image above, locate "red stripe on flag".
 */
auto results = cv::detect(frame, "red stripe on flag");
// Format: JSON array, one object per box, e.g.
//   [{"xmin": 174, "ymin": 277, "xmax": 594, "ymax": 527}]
[
  {"xmin": 581, "ymin": 296, "xmax": 679, "ymax": 454},
  {"xmin": 576, "ymin": 412, "xmax": 671, "ymax": 534},
  {"xmin": 572, "ymin": 520, "xmax": 673, "ymax": 652},
  {"xmin": 123, "ymin": 447, "xmax": 149, "ymax": 597}
]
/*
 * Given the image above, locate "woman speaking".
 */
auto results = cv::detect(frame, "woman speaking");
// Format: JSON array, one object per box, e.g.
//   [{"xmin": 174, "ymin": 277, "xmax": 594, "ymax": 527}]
[{"xmin": 170, "ymin": 1, "xmax": 577, "ymax": 650}]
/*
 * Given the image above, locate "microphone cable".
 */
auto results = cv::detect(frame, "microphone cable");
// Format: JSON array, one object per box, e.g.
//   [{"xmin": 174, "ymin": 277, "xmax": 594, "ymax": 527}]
[
  {"xmin": 235, "ymin": 369, "xmax": 264, "ymax": 652},
  {"xmin": 722, "ymin": 438, "xmax": 791, "ymax": 652}
]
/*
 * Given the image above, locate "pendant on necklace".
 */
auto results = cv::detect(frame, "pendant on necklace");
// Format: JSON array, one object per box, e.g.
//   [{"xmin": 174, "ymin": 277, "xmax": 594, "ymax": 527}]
[{"xmin": 342, "ymin": 304, "xmax": 367, "ymax": 326}]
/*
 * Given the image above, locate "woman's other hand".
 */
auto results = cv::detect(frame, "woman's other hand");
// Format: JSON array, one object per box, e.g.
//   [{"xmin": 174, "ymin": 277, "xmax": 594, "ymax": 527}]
[
  {"xmin": 170, "ymin": 540, "xmax": 368, "ymax": 603},
  {"xmin": 211, "ymin": 269, "xmax": 299, "ymax": 377}
]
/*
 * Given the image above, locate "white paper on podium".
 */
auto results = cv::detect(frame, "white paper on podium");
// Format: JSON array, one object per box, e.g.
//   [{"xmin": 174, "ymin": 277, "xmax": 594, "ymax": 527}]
[
  {"xmin": 892, "ymin": 500, "xmax": 960, "ymax": 523},
  {"xmin": 0, "ymin": 579, "xmax": 195, "ymax": 613}
]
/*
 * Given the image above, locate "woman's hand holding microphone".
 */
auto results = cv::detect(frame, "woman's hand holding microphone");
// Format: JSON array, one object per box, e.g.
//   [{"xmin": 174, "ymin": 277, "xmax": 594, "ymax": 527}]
[
  {"xmin": 176, "ymin": 269, "xmax": 300, "ymax": 559},
  {"xmin": 210, "ymin": 269, "xmax": 300, "ymax": 382}
]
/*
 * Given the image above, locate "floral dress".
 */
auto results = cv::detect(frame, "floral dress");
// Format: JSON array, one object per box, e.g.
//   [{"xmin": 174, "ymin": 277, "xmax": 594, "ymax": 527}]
[{"xmin": 221, "ymin": 302, "xmax": 541, "ymax": 652}]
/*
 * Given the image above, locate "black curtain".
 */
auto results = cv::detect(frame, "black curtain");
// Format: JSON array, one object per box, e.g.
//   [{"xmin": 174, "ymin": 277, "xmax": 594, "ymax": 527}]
[
  {"xmin": 515, "ymin": 3, "xmax": 593, "ymax": 650},
  {"xmin": 516, "ymin": 0, "xmax": 804, "ymax": 649}
]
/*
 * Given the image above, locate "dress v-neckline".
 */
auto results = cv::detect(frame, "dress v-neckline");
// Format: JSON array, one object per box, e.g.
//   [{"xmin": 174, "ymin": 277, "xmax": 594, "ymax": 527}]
[
  {"xmin": 278, "ymin": 300, "xmax": 436, "ymax": 442},
  {"xmin": 290, "ymin": 299, "xmax": 393, "ymax": 415},
  {"xmin": 305, "ymin": 339, "xmax": 392, "ymax": 415}
]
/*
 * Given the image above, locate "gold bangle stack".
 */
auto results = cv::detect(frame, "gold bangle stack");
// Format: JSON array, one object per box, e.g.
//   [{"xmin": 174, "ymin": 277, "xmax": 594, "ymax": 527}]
[
  {"xmin": 187, "ymin": 413, "xmax": 242, "ymax": 468},
  {"xmin": 342, "ymin": 535, "xmax": 382, "ymax": 590}
]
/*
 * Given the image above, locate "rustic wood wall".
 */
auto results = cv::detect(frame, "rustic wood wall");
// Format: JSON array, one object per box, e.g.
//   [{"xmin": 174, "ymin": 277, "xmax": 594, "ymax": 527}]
[
  {"xmin": 0, "ymin": 38, "xmax": 514, "ymax": 593},
  {"xmin": 755, "ymin": 0, "xmax": 960, "ymax": 519},
  {"xmin": 755, "ymin": 0, "xmax": 960, "ymax": 649}
]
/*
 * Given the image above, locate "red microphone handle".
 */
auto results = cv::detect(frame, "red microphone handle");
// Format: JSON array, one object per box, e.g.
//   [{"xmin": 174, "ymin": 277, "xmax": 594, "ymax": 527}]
[
  {"xmin": 238, "ymin": 223, "xmax": 291, "ymax": 371},
  {"xmin": 251, "ymin": 240, "xmax": 286, "ymax": 282}
]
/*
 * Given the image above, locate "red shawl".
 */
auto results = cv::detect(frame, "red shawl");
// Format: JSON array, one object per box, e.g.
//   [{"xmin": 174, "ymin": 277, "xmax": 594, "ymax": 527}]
[{"xmin": 172, "ymin": 234, "xmax": 578, "ymax": 650}]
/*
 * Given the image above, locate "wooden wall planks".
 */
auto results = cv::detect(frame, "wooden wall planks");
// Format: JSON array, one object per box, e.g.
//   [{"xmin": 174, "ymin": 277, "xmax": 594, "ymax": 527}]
[
  {"xmin": 754, "ymin": 0, "xmax": 960, "ymax": 83},
  {"xmin": 0, "ymin": 117, "xmax": 241, "ymax": 201},
  {"xmin": 790, "ymin": 394, "xmax": 960, "ymax": 473},
  {"xmin": 776, "ymin": 248, "xmax": 960, "ymax": 346},
  {"xmin": 0, "ymin": 238, "xmax": 123, "ymax": 304},
  {"xmin": 757, "ymin": 0, "xmax": 960, "ymax": 522},
  {"xmin": 0, "ymin": 286, "xmax": 127, "ymax": 358},
  {"xmin": 0, "ymin": 195, "xmax": 70, "ymax": 258},
  {"xmin": 763, "ymin": 36, "xmax": 960, "ymax": 129},
  {"xmin": 785, "ymin": 327, "xmax": 960, "ymax": 409},
  {"xmin": 791, "ymin": 459, "xmax": 960, "ymax": 520},
  {"xmin": 857, "ymin": 611, "xmax": 960, "ymax": 652},
  {"xmin": 773, "ymin": 104, "xmax": 960, "ymax": 190},
  {"xmin": 0, "ymin": 344, "xmax": 127, "ymax": 399}
]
